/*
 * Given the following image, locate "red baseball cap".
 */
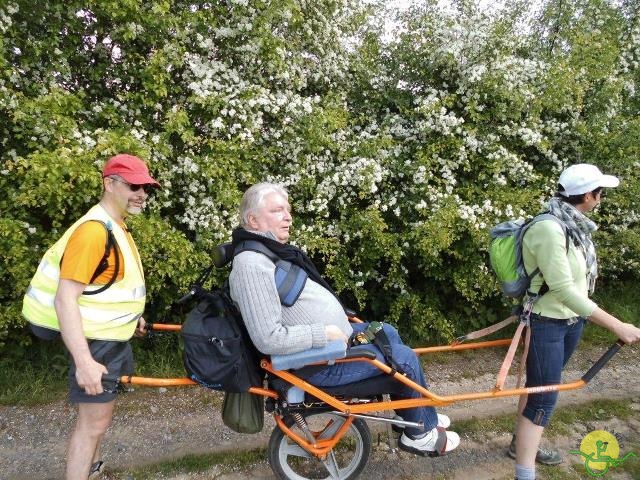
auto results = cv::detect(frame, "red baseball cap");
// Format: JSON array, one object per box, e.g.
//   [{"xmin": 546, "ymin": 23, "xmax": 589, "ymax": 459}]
[{"xmin": 102, "ymin": 154, "xmax": 161, "ymax": 187}]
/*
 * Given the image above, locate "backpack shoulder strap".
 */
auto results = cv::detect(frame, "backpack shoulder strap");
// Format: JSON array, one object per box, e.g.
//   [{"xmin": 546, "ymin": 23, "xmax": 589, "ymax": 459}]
[
  {"xmin": 83, "ymin": 220, "xmax": 119, "ymax": 296},
  {"xmin": 233, "ymin": 240, "xmax": 307, "ymax": 307},
  {"xmin": 521, "ymin": 213, "xmax": 570, "ymax": 297},
  {"xmin": 233, "ymin": 240, "xmax": 281, "ymax": 264},
  {"xmin": 527, "ymin": 213, "xmax": 570, "ymax": 251}
]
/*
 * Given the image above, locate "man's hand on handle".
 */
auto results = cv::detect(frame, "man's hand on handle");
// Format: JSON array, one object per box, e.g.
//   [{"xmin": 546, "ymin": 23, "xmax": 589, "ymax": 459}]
[
  {"xmin": 75, "ymin": 358, "xmax": 108, "ymax": 395},
  {"xmin": 134, "ymin": 317, "xmax": 147, "ymax": 337}
]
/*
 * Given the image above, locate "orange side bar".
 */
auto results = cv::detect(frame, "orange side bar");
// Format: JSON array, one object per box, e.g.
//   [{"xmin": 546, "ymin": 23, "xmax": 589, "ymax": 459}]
[
  {"xmin": 338, "ymin": 380, "xmax": 588, "ymax": 414},
  {"xmin": 148, "ymin": 323, "xmax": 182, "ymax": 331},
  {"xmin": 120, "ymin": 375, "xmax": 196, "ymax": 386},
  {"xmin": 249, "ymin": 386, "xmax": 279, "ymax": 399},
  {"xmin": 118, "ymin": 376, "xmax": 279, "ymax": 399},
  {"xmin": 413, "ymin": 338, "xmax": 512, "ymax": 354},
  {"xmin": 262, "ymin": 355, "xmax": 591, "ymax": 413}
]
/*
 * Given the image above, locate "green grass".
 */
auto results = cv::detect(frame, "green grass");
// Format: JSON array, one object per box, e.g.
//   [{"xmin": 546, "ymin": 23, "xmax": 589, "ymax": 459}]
[
  {"xmin": 537, "ymin": 467, "xmax": 583, "ymax": 480},
  {"xmin": 110, "ymin": 447, "xmax": 266, "ymax": 479},
  {"xmin": 0, "ymin": 339, "xmax": 68, "ymax": 405},
  {"xmin": 452, "ymin": 398, "xmax": 636, "ymax": 441},
  {"xmin": 129, "ymin": 334, "xmax": 186, "ymax": 378},
  {"xmin": 545, "ymin": 399, "xmax": 636, "ymax": 437},
  {"xmin": 0, "ymin": 333, "xmax": 186, "ymax": 406},
  {"xmin": 454, "ymin": 412, "xmax": 518, "ymax": 437}
]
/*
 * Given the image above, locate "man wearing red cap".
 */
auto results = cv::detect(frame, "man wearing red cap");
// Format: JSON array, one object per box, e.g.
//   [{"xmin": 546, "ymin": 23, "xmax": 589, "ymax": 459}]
[{"xmin": 23, "ymin": 153, "xmax": 160, "ymax": 479}]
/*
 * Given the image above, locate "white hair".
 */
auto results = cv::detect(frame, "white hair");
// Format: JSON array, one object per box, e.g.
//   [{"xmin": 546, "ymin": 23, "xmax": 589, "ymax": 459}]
[{"xmin": 239, "ymin": 182, "xmax": 288, "ymax": 227}]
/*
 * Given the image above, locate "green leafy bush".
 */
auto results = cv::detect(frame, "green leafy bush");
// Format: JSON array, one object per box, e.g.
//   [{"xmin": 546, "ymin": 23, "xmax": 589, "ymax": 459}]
[{"xmin": 2, "ymin": 0, "xmax": 639, "ymax": 354}]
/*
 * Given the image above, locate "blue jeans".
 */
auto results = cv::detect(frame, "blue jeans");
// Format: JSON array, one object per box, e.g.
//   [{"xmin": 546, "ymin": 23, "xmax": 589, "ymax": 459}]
[
  {"xmin": 302, "ymin": 323, "xmax": 439, "ymax": 436},
  {"xmin": 523, "ymin": 314, "xmax": 585, "ymax": 426}
]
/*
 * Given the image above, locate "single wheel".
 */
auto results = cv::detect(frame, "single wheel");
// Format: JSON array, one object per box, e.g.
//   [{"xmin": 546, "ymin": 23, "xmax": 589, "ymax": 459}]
[{"xmin": 267, "ymin": 412, "xmax": 371, "ymax": 480}]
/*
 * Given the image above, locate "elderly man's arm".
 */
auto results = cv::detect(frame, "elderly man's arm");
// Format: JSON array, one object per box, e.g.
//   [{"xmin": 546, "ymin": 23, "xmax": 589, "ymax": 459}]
[{"xmin": 230, "ymin": 252, "xmax": 328, "ymax": 355}]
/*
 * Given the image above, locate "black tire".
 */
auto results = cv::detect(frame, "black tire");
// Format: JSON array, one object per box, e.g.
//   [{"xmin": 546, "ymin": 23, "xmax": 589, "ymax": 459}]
[{"xmin": 267, "ymin": 412, "xmax": 371, "ymax": 480}]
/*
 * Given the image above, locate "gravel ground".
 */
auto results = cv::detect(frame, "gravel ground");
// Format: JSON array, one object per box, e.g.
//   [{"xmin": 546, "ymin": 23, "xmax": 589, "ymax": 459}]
[{"xmin": 1, "ymin": 343, "xmax": 638, "ymax": 480}]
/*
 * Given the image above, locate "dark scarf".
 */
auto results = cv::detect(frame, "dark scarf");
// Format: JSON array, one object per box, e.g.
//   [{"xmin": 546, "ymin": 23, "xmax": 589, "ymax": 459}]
[{"xmin": 231, "ymin": 227, "xmax": 342, "ymax": 303}]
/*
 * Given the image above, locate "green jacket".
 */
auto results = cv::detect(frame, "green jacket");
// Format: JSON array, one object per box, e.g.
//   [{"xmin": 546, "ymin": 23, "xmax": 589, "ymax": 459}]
[{"xmin": 523, "ymin": 219, "xmax": 597, "ymax": 319}]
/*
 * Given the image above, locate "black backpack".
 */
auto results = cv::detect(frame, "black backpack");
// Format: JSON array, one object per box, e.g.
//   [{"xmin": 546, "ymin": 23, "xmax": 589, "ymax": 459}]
[
  {"xmin": 181, "ymin": 280, "xmax": 263, "ymax": 393},
  {"xmin": 181, "ymin": 241, "xmax": 312, "ymax": 393}
]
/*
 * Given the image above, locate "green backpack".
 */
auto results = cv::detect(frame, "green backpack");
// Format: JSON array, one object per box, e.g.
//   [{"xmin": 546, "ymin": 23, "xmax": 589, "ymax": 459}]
[{"xmin": 489, "ymin": 213, "xmax": 569, "ymax": 298}]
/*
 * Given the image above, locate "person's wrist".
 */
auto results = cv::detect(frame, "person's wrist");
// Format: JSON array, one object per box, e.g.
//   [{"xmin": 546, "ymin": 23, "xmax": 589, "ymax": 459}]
[{"xmin": 311, "ymin": 324, "xmax": 326, "ymax": 347}]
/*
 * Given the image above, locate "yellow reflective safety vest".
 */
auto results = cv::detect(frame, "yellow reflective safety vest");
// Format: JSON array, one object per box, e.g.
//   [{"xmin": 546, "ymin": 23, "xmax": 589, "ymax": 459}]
[{"xmin": 22, "ymin": 204, "xmax": 146, "ymax": 341}]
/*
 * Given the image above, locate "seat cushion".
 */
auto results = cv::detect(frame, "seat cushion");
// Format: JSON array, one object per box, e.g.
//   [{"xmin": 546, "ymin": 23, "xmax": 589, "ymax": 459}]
[{"xmin": 269, "ymin": 373, "xmax": 400, "ymax": 403}]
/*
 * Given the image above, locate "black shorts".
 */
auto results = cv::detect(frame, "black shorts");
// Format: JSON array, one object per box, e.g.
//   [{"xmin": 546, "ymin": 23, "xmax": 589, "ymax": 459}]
[{"xmin": 69, "ymin": 340, "xmax": 134, "ymax": 404}]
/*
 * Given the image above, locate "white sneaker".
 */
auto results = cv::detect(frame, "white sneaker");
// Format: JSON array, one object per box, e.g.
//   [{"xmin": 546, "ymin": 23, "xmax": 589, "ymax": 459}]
[
  {"xmin": 398, "ymin": 427, "xmax": 460, "ymax": 457},
  {"xmin": 437, "ymin": 413, "xmax": 451, "ymax": 429},
  {"xmin": 392, "ymin": 413, "xmax": 451, "ymax": 432}
]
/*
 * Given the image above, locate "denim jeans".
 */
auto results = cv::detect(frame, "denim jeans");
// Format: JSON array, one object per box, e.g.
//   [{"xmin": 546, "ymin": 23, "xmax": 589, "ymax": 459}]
[
  {"xmin": 522, "ymin": 313, "xmax": 585, "ymax": 426},
  {"xmin": 301, "ymin": 322, "xmax": 439, "ymax": 436}
]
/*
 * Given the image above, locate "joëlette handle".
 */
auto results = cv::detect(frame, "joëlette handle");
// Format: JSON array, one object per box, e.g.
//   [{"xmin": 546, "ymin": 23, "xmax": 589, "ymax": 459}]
[
  {"xmin": 581, "ymin": 339, "xmax": 625, "ymax": 383},
  {"xmin": 101, "ymin": 373, "xmax": 120, "ymax": 393}
]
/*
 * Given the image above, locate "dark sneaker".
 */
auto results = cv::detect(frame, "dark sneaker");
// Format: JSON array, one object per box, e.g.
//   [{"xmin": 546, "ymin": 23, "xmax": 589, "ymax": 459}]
[
  {"xmin": 508, "ymin": 435, "xmax": 562, "ymax": 465},
  {"xmin": 89, "ymin": 460, "xmax": 104, "ymax": 478}
]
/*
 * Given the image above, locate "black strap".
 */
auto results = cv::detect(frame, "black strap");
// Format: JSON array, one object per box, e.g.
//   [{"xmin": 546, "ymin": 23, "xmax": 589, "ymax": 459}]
[
  {"xmin": 371, "ymin": 325, "xmax": 405, "ymax": 375},
  {"xmin": 83, "ymin": 221, "xmax": 119, "ymax": 296},
  {"xmin": 234, "ymin": 240, "xmax": 281, "ymax": 263},
  {"xmin": 231, "ymin": 228, "xmax": 344, "ymax": 307}
]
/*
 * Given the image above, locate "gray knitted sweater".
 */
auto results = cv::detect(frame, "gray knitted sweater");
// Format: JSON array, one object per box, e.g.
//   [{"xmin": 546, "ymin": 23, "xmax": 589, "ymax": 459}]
[{"xmin": 229, "ymin": 249, "xmax": 353, "ymax": 355}]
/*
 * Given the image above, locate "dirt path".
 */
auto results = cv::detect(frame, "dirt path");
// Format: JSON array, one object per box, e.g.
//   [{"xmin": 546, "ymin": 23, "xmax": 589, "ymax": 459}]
[{"xmin": 1, "ymin": 343, "xmax": 638, "ymax": 480}]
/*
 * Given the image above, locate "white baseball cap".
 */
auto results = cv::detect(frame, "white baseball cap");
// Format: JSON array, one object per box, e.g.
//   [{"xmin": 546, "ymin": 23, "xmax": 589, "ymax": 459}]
[{"xmin": 558, "ymin": 163, "xmax": 619, "ymax": 196}]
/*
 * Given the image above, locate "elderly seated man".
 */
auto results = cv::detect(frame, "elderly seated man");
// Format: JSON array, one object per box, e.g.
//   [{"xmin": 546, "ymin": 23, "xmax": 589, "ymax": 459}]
[{"xmin": 228, "ymin": 182, "xmax": 460, "ymax": 456}]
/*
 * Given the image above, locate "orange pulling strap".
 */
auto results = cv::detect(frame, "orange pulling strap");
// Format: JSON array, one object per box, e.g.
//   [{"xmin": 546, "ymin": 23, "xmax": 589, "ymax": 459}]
[
  {"xmin": 449, "ymin": 312, "xmax": 530, "ymax": 391},
  {"xmin": 516, "ymin": 324, "xmax": 531, "ymax": 388},
  {"xmin": 452, "ymin": 314, "xmax": 517, "ymax": 345},
  {"xmin": 494, "ymin": 319, "xmax": 530, "ymax": 391}
]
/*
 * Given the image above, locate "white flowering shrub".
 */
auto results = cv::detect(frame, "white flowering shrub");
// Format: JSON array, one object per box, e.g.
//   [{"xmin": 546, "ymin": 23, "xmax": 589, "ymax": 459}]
[
  {"xmin": 270, "ymin": 0, "xmax": 640, "ymax": 342},
  {"xmin": 1, "ymin": 0, "xmax": 639, "ymax": 350}
]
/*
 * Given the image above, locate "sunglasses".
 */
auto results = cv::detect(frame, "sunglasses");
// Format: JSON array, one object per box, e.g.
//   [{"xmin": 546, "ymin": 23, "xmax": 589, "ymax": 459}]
[{"xmin": 109, "ymin": 177, "xmax": 155, "ymax": 194}]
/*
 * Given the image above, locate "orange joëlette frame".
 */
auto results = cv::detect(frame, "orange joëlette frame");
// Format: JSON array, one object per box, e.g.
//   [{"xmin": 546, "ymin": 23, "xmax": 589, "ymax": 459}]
[{"xmin": 120, "ymin": 320, "xmax": 623, "ymax": 459}]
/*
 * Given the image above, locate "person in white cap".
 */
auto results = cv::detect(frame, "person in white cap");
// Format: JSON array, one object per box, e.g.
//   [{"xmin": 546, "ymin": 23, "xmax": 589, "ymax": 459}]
[{"xmin": 511, "ymin": 164, "xmax": 640, "ymax": 480}]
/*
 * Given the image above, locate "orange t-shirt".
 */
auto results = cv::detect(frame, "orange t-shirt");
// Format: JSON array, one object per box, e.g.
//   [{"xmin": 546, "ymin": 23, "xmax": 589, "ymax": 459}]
[{"xmin": 59, "ymin": 220, "xmax": 136, "ymax": 285}]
